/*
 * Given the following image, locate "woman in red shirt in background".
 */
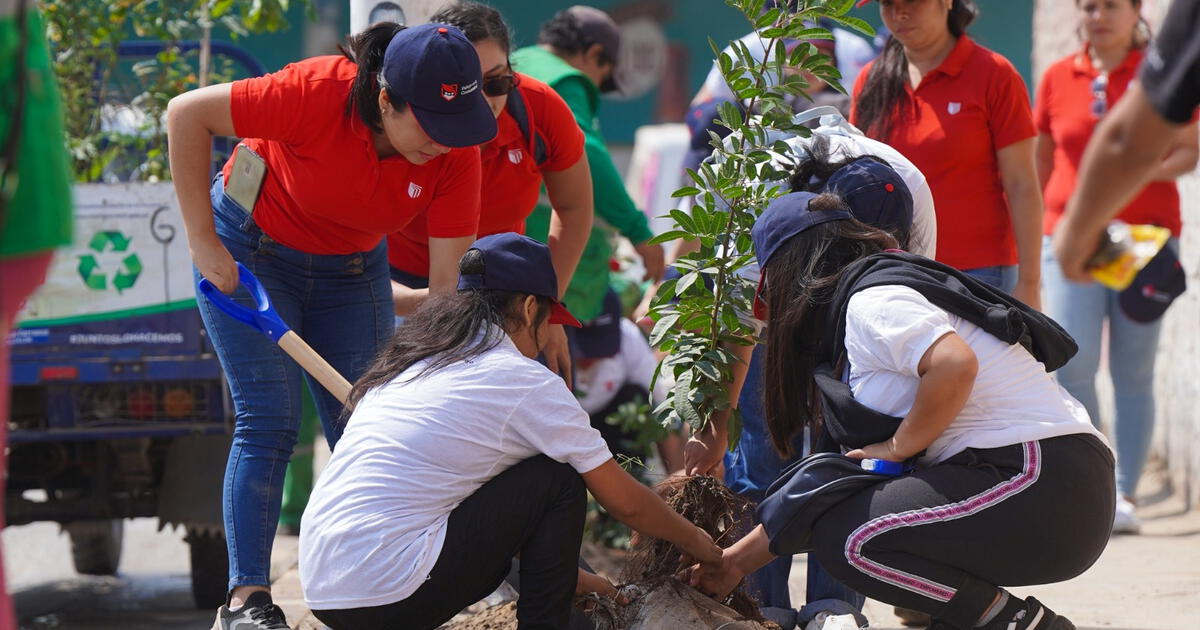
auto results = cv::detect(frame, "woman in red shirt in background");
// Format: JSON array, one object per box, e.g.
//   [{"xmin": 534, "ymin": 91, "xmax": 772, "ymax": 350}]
[
  {"xmin": 388, "ymin": 2, "xmax": 593, "ymax": 376},
  {"xmin": 1035, "ymin": 0, "xmax": 1198, "ymax": 534},
  {"xmin": 852, "ymin": 0, "xmax": 1044, "ymax": 309},
  {"xmin": 166, "ymin": 22, "xmax": 496, "ymax": 628}
]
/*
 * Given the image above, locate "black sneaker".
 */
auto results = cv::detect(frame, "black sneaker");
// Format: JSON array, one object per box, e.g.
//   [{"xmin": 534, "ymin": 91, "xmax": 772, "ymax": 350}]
[
  {"xmin": 983, "ymin": 596, "xmax": 1075, "ymax": 630},
  {"xmin": 212, "ymin": 590, "xmax": 289, "ymax": 630}
]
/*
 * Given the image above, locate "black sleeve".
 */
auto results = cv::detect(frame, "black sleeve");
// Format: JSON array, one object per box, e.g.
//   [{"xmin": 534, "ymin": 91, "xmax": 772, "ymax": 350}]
[{"xmin": 1140, "ymin": 0, "xmax": 1200, "ymax": 123}]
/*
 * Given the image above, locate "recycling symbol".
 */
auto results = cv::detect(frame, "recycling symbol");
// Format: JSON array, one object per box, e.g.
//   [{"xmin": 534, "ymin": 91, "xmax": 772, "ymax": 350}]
[{"xmin": 78, "ymin": 231, "xmax": 142, "ymax": 293}]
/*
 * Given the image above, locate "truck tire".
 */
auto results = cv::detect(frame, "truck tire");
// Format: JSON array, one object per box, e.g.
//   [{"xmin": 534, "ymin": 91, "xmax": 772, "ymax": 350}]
[
  {"xmin": 187, "ymin": 528, "xmax": 229, "ymax": 610},
  {"xmin": 66, "ymin": 519, "xmax": 124, "ymax": 576}
]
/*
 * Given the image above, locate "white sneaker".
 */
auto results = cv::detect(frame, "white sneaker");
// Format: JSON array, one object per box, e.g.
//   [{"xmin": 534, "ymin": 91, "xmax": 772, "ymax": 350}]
[
  {"xmin": 805, "ymin": 612, "xmax": 867, "ymax": 630},
  {"xmin": 1112, "ymin": 496, "xmax": 1141, "ymax": 534}
]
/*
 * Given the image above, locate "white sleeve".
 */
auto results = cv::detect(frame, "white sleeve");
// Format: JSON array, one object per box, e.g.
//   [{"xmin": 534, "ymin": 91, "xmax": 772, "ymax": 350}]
[
  {"xmin": 844, "ymin": 286, "xmax": 955, "ymax": 377},
  {"xmin": 507, "ymin": 377, "xmax": 613, "ymax": 474}
]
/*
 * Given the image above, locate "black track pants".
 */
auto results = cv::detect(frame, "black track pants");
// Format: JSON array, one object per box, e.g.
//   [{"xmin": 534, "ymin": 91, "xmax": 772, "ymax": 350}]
[{"xmin": 810, "ymin": 434, "xmax": 1115, "ymax": 630}]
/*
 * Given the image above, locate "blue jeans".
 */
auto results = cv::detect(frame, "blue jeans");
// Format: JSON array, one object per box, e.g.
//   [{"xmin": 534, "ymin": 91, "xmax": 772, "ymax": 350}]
[
  {"xmin": 198, "ymin": 176, "xmax": 394, "ymax": 590},
  {"xmin": 724, "ymin": 346, "xmax": 865, "ymax": 621},
  {"xmin": 1042, "ymin": 236, "xmax": 1170, "ymax": 498},
  {"xmin": 962, "ymin": 264, "xmax": 1019, "ymax": 293}
]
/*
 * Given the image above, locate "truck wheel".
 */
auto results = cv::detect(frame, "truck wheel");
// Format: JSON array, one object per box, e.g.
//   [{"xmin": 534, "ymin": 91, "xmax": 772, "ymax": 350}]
[
  {"xmin": 66, "ymin": 519, "xmax": 124, "ymax": 576},
  {"xmin": 186, "ymin": 528, "xmax": 229, "ymax": 610}
]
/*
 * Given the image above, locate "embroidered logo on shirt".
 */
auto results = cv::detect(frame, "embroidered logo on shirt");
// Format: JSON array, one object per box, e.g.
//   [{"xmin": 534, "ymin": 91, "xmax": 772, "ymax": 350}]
[
  {"xmin": 508, "ymin": 148, "xmax": 523, "ymax": 164},
  {"xmin": 441, "ymin": 83, "xmax": 459, "ymax": 101},
  {"xmin": 947, "ymin": 102, "xmax": 962, "ymax": 115},
  {"xmin": 408, "ymin": 183, "xmax": 423, "ymax": 198}
]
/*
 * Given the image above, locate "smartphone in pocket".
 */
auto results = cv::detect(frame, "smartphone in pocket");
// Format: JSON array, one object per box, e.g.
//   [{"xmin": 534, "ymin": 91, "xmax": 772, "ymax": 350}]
[{"xmin": 225, "ymin": 145, "xmax": 267, "ymax": 213}]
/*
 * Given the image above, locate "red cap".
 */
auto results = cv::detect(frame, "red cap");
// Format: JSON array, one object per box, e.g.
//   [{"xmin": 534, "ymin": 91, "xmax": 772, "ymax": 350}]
[{"xmin": 855, "ymin": 0, "xmax": 874, "ymax": 6}]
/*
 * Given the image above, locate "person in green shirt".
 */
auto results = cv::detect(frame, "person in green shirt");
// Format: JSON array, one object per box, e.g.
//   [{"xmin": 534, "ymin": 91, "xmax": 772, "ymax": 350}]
[
  {"xmin": 1, "ymin": 2, "xmax": 74, "ymax": 627},
  {"xmin": 512, "ymin": 5, "xmax": 664, "ymax": 323}
]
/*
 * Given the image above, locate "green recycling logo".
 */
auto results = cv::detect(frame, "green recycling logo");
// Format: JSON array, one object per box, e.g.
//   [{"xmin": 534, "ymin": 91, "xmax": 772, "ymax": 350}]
[{"xmin": 78, "ymin": 231, "xmax": 142, "ymax": 293}]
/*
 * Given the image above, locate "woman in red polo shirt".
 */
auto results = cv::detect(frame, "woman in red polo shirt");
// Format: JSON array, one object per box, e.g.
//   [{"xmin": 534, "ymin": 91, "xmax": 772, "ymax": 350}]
[
  {"xmin": 851, "ymin": 0, "xmax": 1044, "ymax": 309},
  {"xmin": 166, "ymin": 22, "xmax": 496, "ymax": 628},
  {"xmin": 386, "ymin": 2, "xmax": 593, "ymax": 374},
  {"xmin": 1035, "ymin": 0, "xmax": 1198, "ymax": 535}
]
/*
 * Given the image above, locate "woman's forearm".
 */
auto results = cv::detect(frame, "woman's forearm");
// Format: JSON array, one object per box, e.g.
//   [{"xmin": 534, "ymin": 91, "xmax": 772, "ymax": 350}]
[
  {"xmin": 543, "ymin": 156, "xmax": 594, "ymax": 297},
  {"xmin": 166, "ymin": 87, "xmax": 233, "ymax": 249}
]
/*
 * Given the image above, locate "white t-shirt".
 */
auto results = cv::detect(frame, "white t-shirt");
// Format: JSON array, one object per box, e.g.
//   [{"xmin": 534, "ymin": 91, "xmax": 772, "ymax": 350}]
[
  {"xmin": 299, "ymin": 331, "xmax": 612, "ymax": 610},
  {"xmin": 574, "ymin": 319, "xmax": 668, "ymax": 415},
  {"xmin": 843, "ymin": 285, "xmax": 1107, "ymax": 465}
]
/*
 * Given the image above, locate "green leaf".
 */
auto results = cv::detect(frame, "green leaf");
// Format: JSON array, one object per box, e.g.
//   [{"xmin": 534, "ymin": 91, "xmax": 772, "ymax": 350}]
[
  {"xmin": 672, "ymin": 186, "xmax": 701, "ymax": 198},
  {"xmin": 695, "ymin": 360, "xmax": 721, "ymax": 382},
  {"xmin": 754, "ymin": 7, "xmax": 781, "ymax": 29},
  {"xmin": 647, "ymin": 230, "xmax": 691, "ymax": 245},
  {"xmin": 649, "ymin": 313, "xmax": 680, "ymax": 347},
  {"xmin": 676, "ymin": 271, "xmax": 700, "ymax": 296},
  {"xmin": 670, "ymin": 209, "xmax": 698, "ymax": 233}
]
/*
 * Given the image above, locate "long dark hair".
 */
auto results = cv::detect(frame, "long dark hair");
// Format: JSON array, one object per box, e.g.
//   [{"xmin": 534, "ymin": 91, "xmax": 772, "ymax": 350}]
[
  {"xmin": 343, "ymin": 249, "xmax": 551, "ymax": 415},
  {"xmin": 340, "ymin": 21, "xmax": 408, "ymax": 134},
  {"xmin": 760, "ymin": 194, "xmax": 898, "ymax": 458},
  {"xmin": 431, "ymin": 2, "xmax": 512, "ymax": 54},
  {"xmin": 855, "ymin": 0, "xmax": 979, "ymax": 141},
  {"xmin": 788, "ymin": 134, "xmax": 912, "ymax": 249}
]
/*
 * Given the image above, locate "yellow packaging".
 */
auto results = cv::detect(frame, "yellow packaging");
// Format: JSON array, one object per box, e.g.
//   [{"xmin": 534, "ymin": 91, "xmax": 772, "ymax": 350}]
[{"xmin": 1089, "ymin": 224, "xmax": 1171, "ymax": 290}]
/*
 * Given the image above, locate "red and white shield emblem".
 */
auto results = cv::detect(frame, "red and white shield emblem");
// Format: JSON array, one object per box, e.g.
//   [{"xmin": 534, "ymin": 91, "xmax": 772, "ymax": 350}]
[
  {"xmin": 441, "ymin": 83, "xmax": 459, "ymax": 101},
  {"xmin": 408, "ymin": 182, "xmax": 423, "ymax": 198},
  {"xmin": 508, "ymin": 148, "xmax": 523, "ymax": 164}
]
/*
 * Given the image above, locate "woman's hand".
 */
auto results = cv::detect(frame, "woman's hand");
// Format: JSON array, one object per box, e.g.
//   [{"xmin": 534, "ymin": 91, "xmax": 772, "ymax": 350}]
[
  {"xmin": 576, "ymin": 568, "xmax": 618, "ymax": 599},
  {"xmin": 543, "ymin": 324, "xmax": 573, "ymax": 389},
  {"xmin": 686, "ymin": 550, "xmax": 744, "ymax": 603},
  {"xmin": 1012, "ymin": 277, "xmax": 1042, "ymax": 312},
  {"xmin": 191, "ymin": 235, "xmax": 239, "ymax": 294},
  {"xmin": 681, "ymin": 526, "xmax": 723, "ymax": 568},
  {"xmin": 845, "ymin": 438, "xmax": 903, "ymax": 463},
  {"xmin": 683, "ymin": 418, "xmax": 727, "ymax": 477}
]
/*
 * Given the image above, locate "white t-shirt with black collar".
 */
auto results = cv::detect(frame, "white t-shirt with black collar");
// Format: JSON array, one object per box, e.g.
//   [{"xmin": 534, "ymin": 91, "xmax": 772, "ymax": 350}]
[{"xmin": 299, "ymin": 330, "xmax": 612, "ymax": 610}]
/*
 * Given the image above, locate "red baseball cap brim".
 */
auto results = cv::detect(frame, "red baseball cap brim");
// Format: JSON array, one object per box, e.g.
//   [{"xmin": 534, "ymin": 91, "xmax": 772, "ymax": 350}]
[
  {"xmin": 550, "ymin": 301, "xmax": 583, "ymax": 327},
  {"xmin": 855, "ymin": 0, "xmax": 874, "ymax": 6},
  {"xmin": 753, "ymin": 270, "xmax": 769, "ymax": 321}
]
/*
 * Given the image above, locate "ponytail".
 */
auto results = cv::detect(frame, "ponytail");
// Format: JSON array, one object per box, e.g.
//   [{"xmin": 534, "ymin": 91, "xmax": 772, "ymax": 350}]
[
  {"xmin": 340, "ymin": 22, "xmax": 407, "ymax": 134},
  {"xmin": 856, "ymin": 0, "xmax": 979, "ymax": 140}
]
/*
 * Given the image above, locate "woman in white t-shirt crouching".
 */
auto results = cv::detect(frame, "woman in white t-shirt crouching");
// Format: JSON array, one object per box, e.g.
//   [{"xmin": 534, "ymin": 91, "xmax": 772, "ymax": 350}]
[
  {"xmin": 689, "ymin": 193, "xmax": 1114, "ymax": 630},
  {"xmin": 298, "ymin": 232, "xmax": 721, "ymax": 630}
]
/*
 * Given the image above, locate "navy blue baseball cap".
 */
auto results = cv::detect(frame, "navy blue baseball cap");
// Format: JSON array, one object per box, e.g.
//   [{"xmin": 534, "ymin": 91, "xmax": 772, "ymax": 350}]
[
  {"xmin": 751, "ymin": 192, "xmax": 853, "ymax": 319},
  {"xmin": 457, "ymin": 232, "xmax": 582, "ymax": 327},
  {"xmin": 1119, "ymin": 244, "xmax": 1187, "ymax": 323},
  {"xmin": 382, "ymin": 23, "xmax": 497, "ymax": 148},
  {"xmin": 823, "ymin": 157, "xmax": 913, "ymax": 239},
  {"xmin": 575, "ymin": 289, "xmax": 622, "ymax": 358}
]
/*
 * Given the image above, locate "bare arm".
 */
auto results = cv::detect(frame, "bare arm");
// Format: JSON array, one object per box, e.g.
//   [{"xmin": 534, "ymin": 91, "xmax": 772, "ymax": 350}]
[
  {"xmin": 1054, "ymin": 83, "xmax": 1182, "ymax": 282},
  {"xmin": 995, "ymin": 137, "xmax": 1044, "ymax": 310},
  {"xmin": 582, "ymin": 459, "xmax": 722, "ymax": 565},
  {"xmin": 166, "ymin": 83, "xmax": 239, "ymax": 293},
  {"xmin": 392, "ymin": 235, "xmax": 477, "ymax": 316},
  {"xmin": 846, "ymin": 332, "xmax": 978, "ymax": 462},
  {"xmin": 1152, "ymin": 121, "xmax": 1199, "ymax": 181},
  {"xmin": 1035, "ymin": 132, "xmax": 1055, "ymax": 192},
  {"xmin": 542, "ymin": 154, "xmax": 593, "ymax": 298},
  {"xmin": 689, "ymin": 523, "xmax": 774, "ymax": 601}
]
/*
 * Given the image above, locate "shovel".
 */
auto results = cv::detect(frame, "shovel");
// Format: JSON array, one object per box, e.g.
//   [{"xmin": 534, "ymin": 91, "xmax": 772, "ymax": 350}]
[{"xmin": 197, "ymin": 262, "xmax": 352, "ymax": 404}]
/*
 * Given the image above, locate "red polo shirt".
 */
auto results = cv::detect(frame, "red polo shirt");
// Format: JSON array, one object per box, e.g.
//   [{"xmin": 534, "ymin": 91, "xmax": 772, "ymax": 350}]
[
  {"xmin": 223, "ymin": 55, "xmax": 482, "ymax": 255},
  {"xmin": 386, "ymin": 73, "xmax": 585, "ymax": 276},
  {"xmin": 851, "ymin": 36, "xmax": 1037, "ymax": 270},
  {"xmin": 1035, "ymin": 47, "xmax": 1183, "ymax": 236}
]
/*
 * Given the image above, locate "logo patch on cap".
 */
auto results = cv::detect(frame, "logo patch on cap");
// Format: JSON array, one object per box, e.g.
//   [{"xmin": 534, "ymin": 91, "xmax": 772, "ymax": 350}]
[
  {"xmin": 460, "ymin": 79, "xmax": 479, "ymax": 96},
  {"xmin": 408, "ymin": 182, "xmax": 423, "ymax": 198},
  {"xmin": 508, "ymin": 148, "xmax": 523, "ymax": 164},
  {"xmin": 441, "ymin": 83, "xmax": 459, "ymax": 101}
]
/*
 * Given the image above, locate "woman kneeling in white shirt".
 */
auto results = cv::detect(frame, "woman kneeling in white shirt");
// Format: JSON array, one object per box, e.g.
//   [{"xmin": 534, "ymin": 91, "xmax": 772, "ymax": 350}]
[
  {"xmin": 689, "ymin": 193, "xmax": 1114, "ymax": 630},
  {"xmin": 299, "ymin": 233, "xmax": 721, "ymax": 630}
]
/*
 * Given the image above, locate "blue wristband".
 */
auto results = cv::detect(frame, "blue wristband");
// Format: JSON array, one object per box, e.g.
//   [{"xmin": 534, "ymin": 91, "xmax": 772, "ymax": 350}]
[{"xmin": 860, "ymin": 458, "xmax": 906, "ymax": 475}]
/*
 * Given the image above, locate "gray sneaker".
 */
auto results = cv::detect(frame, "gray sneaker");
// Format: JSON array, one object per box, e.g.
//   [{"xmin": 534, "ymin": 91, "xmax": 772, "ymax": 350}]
[{"xmin": 212, "ymin": 591, "xmax": 289, "ymax": 630}]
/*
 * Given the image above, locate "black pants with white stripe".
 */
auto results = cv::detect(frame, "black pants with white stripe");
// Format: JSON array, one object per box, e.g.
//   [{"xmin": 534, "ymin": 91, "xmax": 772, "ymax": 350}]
[{"xmin": 811, "ymin": 433, "xmax": 1114, "ymax": 629}]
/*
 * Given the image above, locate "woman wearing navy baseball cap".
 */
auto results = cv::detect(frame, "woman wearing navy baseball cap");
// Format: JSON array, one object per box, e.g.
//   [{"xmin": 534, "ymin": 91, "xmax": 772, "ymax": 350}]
[
  {"xmin": 689, "ymin": 192, "xmax": 1114, "ymax": 630},
  {"xmin": 166, "ymin": 21, "xmax": 497, "ymax": 629},
  {"xmin": 299, "ymin": 233, "xmax": 722, "ymax": 630}
]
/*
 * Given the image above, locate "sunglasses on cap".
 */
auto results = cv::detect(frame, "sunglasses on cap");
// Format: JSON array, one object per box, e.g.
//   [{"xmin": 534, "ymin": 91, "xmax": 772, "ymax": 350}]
[{"xmin": 483, "ymin": 72, "xmax": 519, "ymax": 97}]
